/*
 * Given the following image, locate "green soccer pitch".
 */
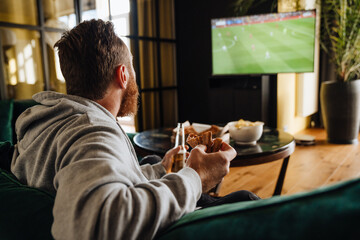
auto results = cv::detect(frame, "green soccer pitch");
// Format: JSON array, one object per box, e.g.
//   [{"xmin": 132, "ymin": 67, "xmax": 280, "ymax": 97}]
[{"xmin": 211, "ymin": 17, "xmax": 316, "ymax": 75}]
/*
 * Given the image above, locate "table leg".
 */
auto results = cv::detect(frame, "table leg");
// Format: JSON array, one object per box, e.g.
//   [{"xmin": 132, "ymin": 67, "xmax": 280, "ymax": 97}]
[{"xmin": 273, "ymin": 156, "xmax": 290, "ymax": 196}]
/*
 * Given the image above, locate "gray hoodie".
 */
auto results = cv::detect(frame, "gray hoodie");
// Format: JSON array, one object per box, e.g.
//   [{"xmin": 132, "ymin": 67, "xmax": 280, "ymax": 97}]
[{"xmin": 11, "ymin": 91, "xmax": 202, "ymax": 240}]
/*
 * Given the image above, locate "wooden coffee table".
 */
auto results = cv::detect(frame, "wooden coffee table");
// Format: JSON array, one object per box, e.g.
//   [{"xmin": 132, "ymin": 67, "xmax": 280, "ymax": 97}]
[{"xmin": 133, "ymin": 127, "xmax": 295, "ymax": 196}]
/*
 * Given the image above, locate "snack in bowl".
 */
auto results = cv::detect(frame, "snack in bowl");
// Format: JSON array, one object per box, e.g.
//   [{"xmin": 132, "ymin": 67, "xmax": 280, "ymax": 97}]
[{"xmin": 229, "ymin": 119, "xmax": 264, "ymax": 145}]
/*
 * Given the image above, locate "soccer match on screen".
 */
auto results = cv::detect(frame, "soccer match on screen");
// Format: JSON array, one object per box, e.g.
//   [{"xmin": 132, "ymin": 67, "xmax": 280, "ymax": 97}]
[{"xmin": 211, "ymin": 10, "xmax": 316, "ymax": 75}]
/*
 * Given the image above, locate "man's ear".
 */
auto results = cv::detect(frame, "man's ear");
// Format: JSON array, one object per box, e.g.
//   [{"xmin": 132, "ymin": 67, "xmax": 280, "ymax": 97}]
[{"xmin": 115, "ymin": 65, "xmax": 128, "ymax": 89}]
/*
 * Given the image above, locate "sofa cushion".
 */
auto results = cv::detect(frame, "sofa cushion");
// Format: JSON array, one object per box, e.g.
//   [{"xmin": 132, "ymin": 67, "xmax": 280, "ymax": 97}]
[
  {"xmin": 0, "ymin": 100, "xmax": 13, "ymax": 142},
  {"xmin": 0, "ymin": 168, "xmax": 54, "ymax": 240},
  {"xmin": 158, "ymin": 177, "xmax": 360, "ymax": 239},
  {"xmin": 0, "ymin": 141, "xmax": 13, "ymax": 172}
]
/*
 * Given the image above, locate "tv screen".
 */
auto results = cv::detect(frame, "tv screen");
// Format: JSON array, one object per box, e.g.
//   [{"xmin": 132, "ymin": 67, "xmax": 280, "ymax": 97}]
[{"xmin": 211, "ymin": 10, "xmax": 316, "ymax": 75}]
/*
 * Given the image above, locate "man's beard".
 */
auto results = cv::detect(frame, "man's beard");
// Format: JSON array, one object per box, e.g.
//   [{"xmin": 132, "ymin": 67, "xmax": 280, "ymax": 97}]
[{"xmin": 117, "ymin": 77, "xmax": 139, "ymax": 117}]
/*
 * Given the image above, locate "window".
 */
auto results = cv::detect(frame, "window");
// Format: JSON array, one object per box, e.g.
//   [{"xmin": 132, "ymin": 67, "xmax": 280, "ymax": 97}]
[
  {"xmin": 0, "ymin": 0, "xmax": 178, "ymax": 132},
  {"xmin": 0, "ymin": 0, "xmax": 75, "ymax": 99}
]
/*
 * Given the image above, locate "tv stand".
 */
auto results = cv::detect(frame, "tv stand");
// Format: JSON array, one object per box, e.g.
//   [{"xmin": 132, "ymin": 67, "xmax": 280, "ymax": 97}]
[{"xmin": 208, "ymin": 74, "xmax": 277, "ymax": 127}]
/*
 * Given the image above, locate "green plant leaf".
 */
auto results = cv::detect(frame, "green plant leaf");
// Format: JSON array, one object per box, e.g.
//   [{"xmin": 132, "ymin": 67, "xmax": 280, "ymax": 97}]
[{"xmin": 320, "ymin": 0, "xmax": 360, "ymax": 81}]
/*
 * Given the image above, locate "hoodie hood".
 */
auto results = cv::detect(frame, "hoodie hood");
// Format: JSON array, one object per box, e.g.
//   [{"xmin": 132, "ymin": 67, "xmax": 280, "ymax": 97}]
[{"xmin": 16, "ymin": 91, "xmax": 115, "ymax": 144}]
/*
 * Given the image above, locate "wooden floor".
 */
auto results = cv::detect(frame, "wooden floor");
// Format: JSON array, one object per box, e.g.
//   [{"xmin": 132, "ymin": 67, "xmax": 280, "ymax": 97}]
[{"xmin": 219, "ymin": 128, "xmax": 360, "ymax": 199}]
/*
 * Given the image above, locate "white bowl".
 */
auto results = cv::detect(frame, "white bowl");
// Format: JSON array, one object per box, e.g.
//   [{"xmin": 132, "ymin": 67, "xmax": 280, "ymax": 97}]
[{"xmin": 228, "ymin": 121, "xmax": 264, "ymax": 145}]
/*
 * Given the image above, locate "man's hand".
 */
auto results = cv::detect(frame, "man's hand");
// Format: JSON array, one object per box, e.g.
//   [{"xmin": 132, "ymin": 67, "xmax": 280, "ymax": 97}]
[
  {"xmin": 186, "ymin": 142, "xmax": 236, "ymax": 193},
  {"xmin": 162, "ymin": 146, "xmax": 189, "ymax": 173}
]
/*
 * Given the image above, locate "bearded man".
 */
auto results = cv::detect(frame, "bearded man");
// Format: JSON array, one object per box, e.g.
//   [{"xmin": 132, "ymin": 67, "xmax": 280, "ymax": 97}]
[{"xmin": 11, "ymin": 19, "xmax": 258, "ymax": 240}]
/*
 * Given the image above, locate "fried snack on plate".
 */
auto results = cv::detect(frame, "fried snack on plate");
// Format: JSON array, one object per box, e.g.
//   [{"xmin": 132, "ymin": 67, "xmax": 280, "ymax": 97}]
[
  {"xmin": 201, "ymin": 131, "xmax": 212, "ymax": 146},
  {"xmin": 186, "ymin": 133, "xmax": 202, "ymax": 148},
  {"xmin": 200, "ymin": 125, "xmax": 220, "ymax": 136},
  {"xmin": 201, "ymin": 131, "xmax": 213, "ymax": 153},
  {"xmin": 186, "ymin": 131, "xmax": 223, "ymax": 153},
  {"xmin": 211, "ymin": 138, "xmax": 223, "ymax": 152},
  {"xmin": 172, "ymin": 123, "xmax": 222, "ymax": 144},
  {"xmin": 184, "ymin": 125, "xmax": 198, "ymax": 135}
]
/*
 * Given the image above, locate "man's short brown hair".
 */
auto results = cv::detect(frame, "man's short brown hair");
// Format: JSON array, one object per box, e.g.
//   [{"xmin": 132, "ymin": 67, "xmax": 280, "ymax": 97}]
[{"xmin": 54, "ymin": 19, "xmax": 130, "ymax": 100}]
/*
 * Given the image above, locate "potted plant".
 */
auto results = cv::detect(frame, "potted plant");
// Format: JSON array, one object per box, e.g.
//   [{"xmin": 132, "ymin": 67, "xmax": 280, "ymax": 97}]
[{"xmin": 319, "ymin": 0, "xmax": 360, "ymax": 144}]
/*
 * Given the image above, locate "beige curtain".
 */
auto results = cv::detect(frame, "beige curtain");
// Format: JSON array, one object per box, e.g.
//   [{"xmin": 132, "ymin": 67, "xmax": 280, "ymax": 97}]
[{"xmin": 131, "ymin": 0, "xmax": 177, "ymax": 131}]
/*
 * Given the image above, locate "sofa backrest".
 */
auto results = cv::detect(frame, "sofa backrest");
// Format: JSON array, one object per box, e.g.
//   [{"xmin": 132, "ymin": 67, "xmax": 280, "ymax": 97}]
[
  {"xmin": 0, "ymin": 100, "xmax": 13, "ymax": 143},
  {"xmin": 158, "ymin": 177, "xmax": 360, "ymax": 239},
  {"xmin": 0, "ymin": 99, "xmax": 38, "ymax": 144}
]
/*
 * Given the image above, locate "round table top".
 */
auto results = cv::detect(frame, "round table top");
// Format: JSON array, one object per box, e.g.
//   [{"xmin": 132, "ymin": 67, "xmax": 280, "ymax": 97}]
[{"xmin": 133, "ymin": 127, "xmax": 295, "ymax": 165}]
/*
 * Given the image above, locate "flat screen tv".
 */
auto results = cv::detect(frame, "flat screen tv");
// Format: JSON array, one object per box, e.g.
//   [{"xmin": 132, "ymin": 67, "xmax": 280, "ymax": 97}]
[{"xmin": 211, "ymin": 10, "xmax": 316, "ymax": 75}]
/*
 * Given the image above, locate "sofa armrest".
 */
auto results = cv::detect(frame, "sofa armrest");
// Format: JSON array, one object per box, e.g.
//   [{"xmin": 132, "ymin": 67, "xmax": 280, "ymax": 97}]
[{"xmin": 0, "ymin": 168, "xmax": 54, "ymax": 240}]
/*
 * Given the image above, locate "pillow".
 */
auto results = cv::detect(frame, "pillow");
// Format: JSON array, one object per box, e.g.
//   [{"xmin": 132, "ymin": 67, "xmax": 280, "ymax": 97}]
[
  {"xmin": 0, "ymin": 100, "xmax": 13, "ymax": 142},
  {"xmin": 0, "ymin": 168, "xmax": 54, "ymax": 239}
]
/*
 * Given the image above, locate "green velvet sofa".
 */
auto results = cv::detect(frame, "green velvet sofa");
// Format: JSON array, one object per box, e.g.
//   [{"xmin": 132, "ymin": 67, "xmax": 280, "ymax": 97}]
[{"xmin": 1, "ymin": 100, "xmax": 360, "ymax": 239}]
